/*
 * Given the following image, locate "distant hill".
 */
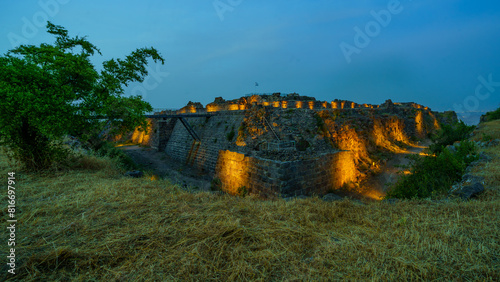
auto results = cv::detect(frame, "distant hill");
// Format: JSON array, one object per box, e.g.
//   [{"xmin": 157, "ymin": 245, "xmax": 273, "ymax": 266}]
[{"xmin": 457, "ymin": 112, "xmax": 486, "ymax": 125}]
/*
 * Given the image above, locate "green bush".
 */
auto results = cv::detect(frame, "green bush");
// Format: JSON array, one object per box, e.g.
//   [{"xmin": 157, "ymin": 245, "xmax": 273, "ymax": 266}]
[
  {"xmin": 96, "ymin": 142, "xmax": 137, "ymax": 170},
  {"xmin": 385, "ymin": 141, "xmax": 478, "ymax": 199},
  {"xmin": 483, "ymin": 107, "xmax": 500, "ymax": 121},
  {"xmin": 237, "ymin": 186, "xmax": 249, "ymax": 197},
  {"xmin": 429, "ymin": 121, "xmax": 475, "ymax": 154}
]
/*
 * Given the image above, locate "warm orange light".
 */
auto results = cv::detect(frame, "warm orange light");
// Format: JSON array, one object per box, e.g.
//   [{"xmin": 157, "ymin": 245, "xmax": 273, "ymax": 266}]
[
  {"xmin": 332, "ymin": 151, "xmax": 357, "ymax": 188},
  {"xmin": 364, "ymin": 189, "xmax": 384, "ymax": 200},
  {"xmin": 130, "ymin": 119, "xmax": 153, "ymax": 145},
  {"xmin": 273, "ymin": 101, "xmax": 280, "ymax": 108},
  {"xmin": 282, "ymin": 101, "xmax": 288, "ymax": 109},
  {"xmin": 308, "ymin": 101, "xmax": 314, "ymax": 110},
  {"xmin": 131, "ymin": 128, "xmax": 143, "ymax": 143},
  {"xmin": 332, "ymin": 101, "xmax": 338, "ymax": 109},
  {"xmin": 428, "ymin": 112, "xmax": 441, "ymax": 130},
  {"xmin": 350, "ymin": 102, "xmax": 356, "ymax": 109},
  {"xmin": 239, "ymin": 104, "xmax": 246, "ymax": 110},
  {"xmin": 415, "ymin": 111, "xmax": 424, "ymax": 137},
  {"xmin": 207, "ymin": 105, "xmax": 219, "ymax": 112},
  {"xmin": 216, "ymin": 151, "xmax": 250, "ymax": 195},
  {"xmin": 113, "ymin": 134, "xmax": 123, "ymax": 142},
  {"xmin": 189, "ymin": 106, "xmax": 197, "ymax": 113},
  {"xmin": 229, "ymin": 104, "xmax": 239, "ymax": 111},
  {"xmin": 322, "ymin": 102, "xmax": 328, "ymax": 108},
  {"xmin": 340, "ymin": 101, "xmax": 345, "ymax": 109},
  {"xmin": 372, "ymin": 119, "xmax": 408, "ymax": 152},
  {"xmin": 296, "ymin": 101, "xmax": 303, "ymax": 108},
  {"xmin": 263, "ymin": 101, "xmax": 270, "ymax": 107}
]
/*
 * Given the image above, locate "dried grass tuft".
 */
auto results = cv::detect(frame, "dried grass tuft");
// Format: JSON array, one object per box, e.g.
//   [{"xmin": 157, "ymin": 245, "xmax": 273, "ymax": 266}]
[{"xmin": 1, "ymin": 121, "xmax": 499, "ymax": 280}]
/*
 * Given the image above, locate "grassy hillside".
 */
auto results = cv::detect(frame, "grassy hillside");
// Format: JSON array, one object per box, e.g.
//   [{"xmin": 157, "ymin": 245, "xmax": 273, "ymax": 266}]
[{"xmin": 1, "ymin": 123, "xmax": 499, "ymax": 281}]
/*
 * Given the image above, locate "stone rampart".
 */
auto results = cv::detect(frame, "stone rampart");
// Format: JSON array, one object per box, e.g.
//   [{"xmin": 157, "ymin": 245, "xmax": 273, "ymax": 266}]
[
  {"xmin": 122, "ymin": 94, "xmax": 457, "ymax": 199},
  {"xmin": 215, "ymin": 150, "xmax": 356, "ymax": 199}
]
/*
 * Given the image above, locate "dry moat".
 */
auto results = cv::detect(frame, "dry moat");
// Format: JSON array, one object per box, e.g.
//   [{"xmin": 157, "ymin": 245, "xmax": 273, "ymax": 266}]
[{"xmin": 116, "ymin": 93, "xmax": 457, "ymax": 200}]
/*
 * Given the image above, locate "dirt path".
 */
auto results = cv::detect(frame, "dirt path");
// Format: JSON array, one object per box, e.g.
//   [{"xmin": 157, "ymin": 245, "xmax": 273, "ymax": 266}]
[
  {"xmin": 119, "ymin": 145, "xmax": 213, "ymax": 192},
  {"xmin": 366, "ymin": 141, "xmax": 430, "ymax": 197}
]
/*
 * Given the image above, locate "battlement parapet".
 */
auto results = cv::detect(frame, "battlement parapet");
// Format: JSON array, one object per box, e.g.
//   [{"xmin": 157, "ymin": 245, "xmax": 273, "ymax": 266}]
[{"xmin": 171, "ymin": 94, "xmax": 430, "ymax": 114}]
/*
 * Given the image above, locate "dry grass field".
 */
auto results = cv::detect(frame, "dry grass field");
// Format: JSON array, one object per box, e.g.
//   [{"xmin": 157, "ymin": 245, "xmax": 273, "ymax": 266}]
[{"xmin": 1, "ymin": 121, "xmax": 499, "ymax": 281}]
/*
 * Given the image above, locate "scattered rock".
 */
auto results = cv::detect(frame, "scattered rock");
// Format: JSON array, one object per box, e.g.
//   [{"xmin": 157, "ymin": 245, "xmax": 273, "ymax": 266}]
[
  {"xmin": 450, "ymin": 182, "xmax": 485, "ymax": 200},
  {"xmin": 124, "ymin": 171, "xmax": 144, "ymax": 178},
  {"xmin": 445, "ymin": 145, "xmax": 457, "ymax": 154},
  {"xmin": 461, "ymin": 174, "xmax": 484, "ymax": 183},
  {"xmin": 449, "ymin": 173, "xmax": 485, "ymax": 200}
]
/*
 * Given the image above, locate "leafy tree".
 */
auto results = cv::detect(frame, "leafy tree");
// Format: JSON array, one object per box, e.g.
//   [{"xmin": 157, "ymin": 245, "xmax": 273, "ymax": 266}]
[{"xmin": 0, "ymin": 22, "xmax": 164, "ymax": 170}]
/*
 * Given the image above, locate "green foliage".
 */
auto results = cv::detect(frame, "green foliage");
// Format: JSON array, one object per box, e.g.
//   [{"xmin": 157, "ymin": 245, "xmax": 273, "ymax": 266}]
[
  {"xmin": 483, "ymin": 107, "xmax": 500, "ymax": 122},
  {"xmin": 237, "ymin": 186, "xmax": 249, "ymax": 197},
  {"xmin": 95, "ymin": 142, "xmax": 137, "ymax": 170},
  {"xmin": 385, "ymin": 141, "xmax": 478, "ymax": 199},
  {"xmin": 313, "ymin": 113, "xmax": 328, "ymax": 136},
  {"xmin": 429, "ymin": 121, "xmax": 475, "ymax": 154},
  {"xmin": 0, "ymin": 22, "xmax": 164, "ymax": 170}
]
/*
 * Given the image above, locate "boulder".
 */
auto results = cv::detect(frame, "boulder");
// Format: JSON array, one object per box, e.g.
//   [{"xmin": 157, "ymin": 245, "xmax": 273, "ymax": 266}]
[
  {"xmin": 449, "ymin": 173, "xmax": 485, "ymax": 200},
  {"xmin": 450, "ymin": 182, "xmax": 485, "ymax": 200}
]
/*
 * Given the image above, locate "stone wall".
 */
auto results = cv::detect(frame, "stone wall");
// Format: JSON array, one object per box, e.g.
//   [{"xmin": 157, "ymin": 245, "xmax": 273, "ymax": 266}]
[
  {"xmin": 215, "ymin": 150, "xmax": 356, "ymax": 199},
  {"xmin": 155, "ymin": 112, "xmax": 247, "ymax": 173},
  {"xmin": 121, "ymin": 94, "xmax": 458, "ymax": 199}
]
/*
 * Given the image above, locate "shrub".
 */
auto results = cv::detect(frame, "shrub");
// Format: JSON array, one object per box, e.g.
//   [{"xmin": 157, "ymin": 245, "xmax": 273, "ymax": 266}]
[
  {"xmin": 429, "ymin": 121, "xmax": 475, "ymax": 154},
  {"xmin": 385, "ymin": 141, "xmax": 478, "ymax": 199},
  {"xmin": 483, "ymin": 107, "xmax": 500, "ymax": 121},
  {"xmin": 237, "ymin": 186, "xmax": 249, "ymax": 197},
  {"xmin": 95, "ymin": 142, "xmax": 137, "ymax": 170}
]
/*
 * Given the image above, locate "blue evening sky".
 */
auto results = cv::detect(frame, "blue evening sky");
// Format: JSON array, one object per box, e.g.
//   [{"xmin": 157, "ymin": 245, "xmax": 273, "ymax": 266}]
[{"xmin": 1, "ymin": 0, "xmax": 500, "ymax": 114}]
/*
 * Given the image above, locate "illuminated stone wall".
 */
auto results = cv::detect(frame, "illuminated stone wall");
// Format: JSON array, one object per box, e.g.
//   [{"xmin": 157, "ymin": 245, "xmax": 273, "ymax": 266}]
[
  {"xmin": 161, "ymin": 112, "xmax": 246, "ymax": 173},
  {"xmin": 215, "ymin": 150, "xmax": 356, "ymax": 199},
  {"xmin": 118, "ymin": 94, "xmax": 457, "ymax": 200}
]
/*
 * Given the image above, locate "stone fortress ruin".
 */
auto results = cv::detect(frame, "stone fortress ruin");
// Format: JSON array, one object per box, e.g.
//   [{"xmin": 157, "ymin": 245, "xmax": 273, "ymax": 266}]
[{"xmin": 123, "ymin": 93, "xmax": 457, "ymax": 199}]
